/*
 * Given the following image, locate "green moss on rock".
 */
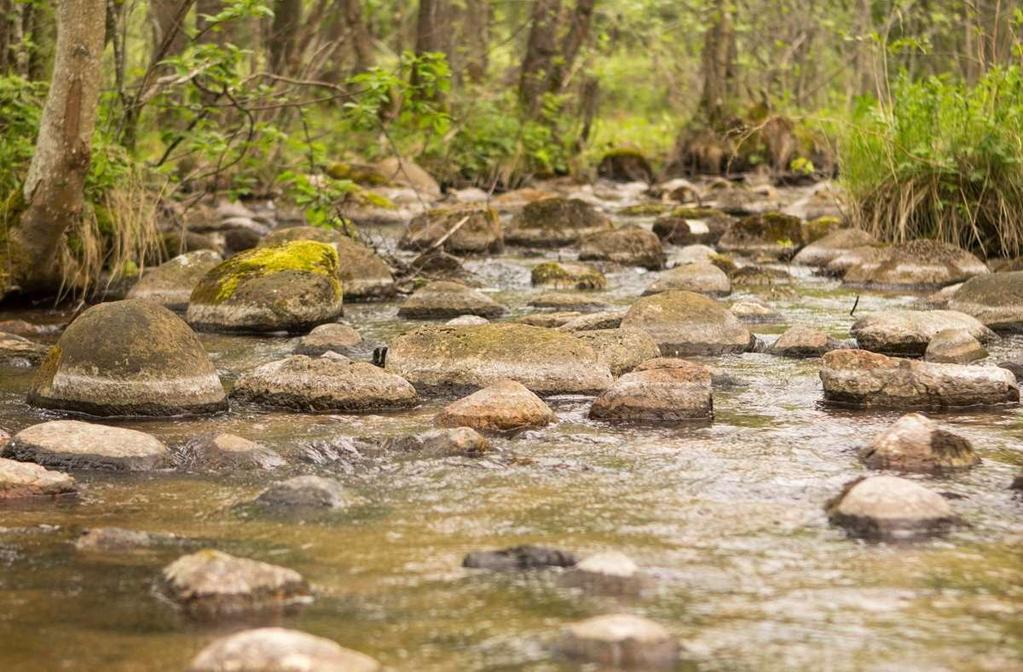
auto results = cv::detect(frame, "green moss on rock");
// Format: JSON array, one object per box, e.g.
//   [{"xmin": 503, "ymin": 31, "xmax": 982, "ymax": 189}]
[{"xmin": 531, "ymin": 262, "xmax": 607, "ymax": 290}]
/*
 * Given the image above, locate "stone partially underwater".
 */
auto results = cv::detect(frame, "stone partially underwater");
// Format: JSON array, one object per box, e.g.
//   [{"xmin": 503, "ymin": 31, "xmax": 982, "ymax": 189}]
[{"xmin": 27, "ymin": 300, "xmax": 227, "ymax": 417}]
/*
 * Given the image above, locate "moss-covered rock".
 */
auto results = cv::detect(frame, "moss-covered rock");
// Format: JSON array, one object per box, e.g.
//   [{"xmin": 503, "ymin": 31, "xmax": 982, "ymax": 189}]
[
  {"xmin": 843, "ymin": 239, "xmax": 989, "ymax": 290},
  {"xmin": 621, "ymin": 290, "xmax": 753, "ymax": 356},
  {"xmin": 573, "ymin": 328, "xmax": 661, "ymax": 377},
  {"xmin": 531, "ymin": 261, "xmax": 607, "ymax": 291},
  {"xmin": 325, "ymin": 161, "xmax": 391, "ymax": 186},
  {"xmin": 949, "ymin": 271, "xmax": 1023, "ymax": 331},
  {"xmin": 651, "ymin": 208, "xmax": 734, "ymax": 246},
  {"xmin": 528, "ymin": 292, "xmax": 611, "ymax": 312},
  {"xmin": 398, "ymin": 281, "xmax": 507, "ymax": 320},
  {"xmin": 401, "ymin": 205, "xmax": 503, "ymax": 255},
  {"xmin": 597, "ymin": 149, "xmax": 654, "ymax": 183},
  {"xmin": 578, "ymin": 226, "xmax": 665, "ymax": 270},
  {"xmin": 188, "ymin": 241, "xmax": 343, "ymax": 333},
  {"xmin": 505, "ymin": 198, "xmax": 612, "ymax": 247},
  {"xmin": 385, "ymin": 323, "xmax": 614, "ymax": 395},
  {"xmin": 261, "ymin": 227, "xmax": 396, "ymax": 301},
  {"xmin": 616, "ymin": 202, "xmax": 676, "ymax": 217},
  {"xmin": 28, "ymin": 300, "xmax": 227, "ymax": 416},
  {"xmin": 801, "ymin": 215, "xmax": 843, "ymax": 244},
  {"xmin": 717, "ymin": 212, "xmax": 804, "ymax": 260},
  {"xmin": 127, "ymin": 250, "xmax": 223, "ymax": 311}
]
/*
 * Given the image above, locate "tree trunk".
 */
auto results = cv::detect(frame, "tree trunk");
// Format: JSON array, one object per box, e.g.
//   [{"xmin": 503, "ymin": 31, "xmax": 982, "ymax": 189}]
[
  {"xmin": 149, "ymin": 0, "xmax": 188, "ymax": 62},
  {"xmin": 24, "ymin": 1, "xmax": 56, "ymax": 81},
  {"xmin": 519, "ymin": 0, "xmax": 561, "ymax": 116},
  {"xmin": 3, "ymin": 0, "xmax": 106, "ymax": 297},
  {"xmin": 462, "ymin": 0, "xmax": 489, "ymax": 83},
  {"xmin": 545, "ymin": 0, "xmax": 594, "ymax": 95},
  {"xmin": 699, "ymin": 0, "xmax": 736, "ymax": 127},
  {"xmin": 345, "ymin": 0, "xmax": 374, "ymax": 74},
  {"xmin": 413, "ymin": 0, "xmax": 448, "ymax": 92},
  {"xmin": 269, "ymin": 0, "xmax": 302, "ymax": 73}
]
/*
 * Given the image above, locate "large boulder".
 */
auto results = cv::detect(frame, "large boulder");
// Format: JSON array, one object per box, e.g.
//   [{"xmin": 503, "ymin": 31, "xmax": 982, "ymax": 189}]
[
  {"xmin": 652, "ymin": 207, "xmax": 734, "ymax": 246},
  {"xmin": 590, "ymin": 358, "xmax": 713, "ymax": 422},
  {"xmin": 434, "ymin": 379, "xmax": 556, "ymax": 432},
  {"xmin": 859, "ymin": 413, "xmax": 979, "ymax": 472},
  {"xmin": 401, "ymin": 205, "xmax": 503, "ymax": 255},
  {"xmin": 717, "ymin": 212, "xmax": 804, "ymax": 260},
  {"xmin": 0, "ymin": 458, "xmax": 76, "ymax": 500},
  {"xmin": 948, "ymin": 271, "xmax": 1023, "ymax": 331},
  {"xmin": 232, "ymin": 354, "xmax": 417, "ymax": 412},
  {"xmin": 842, "ymin": 239, "xmax": 989, "ymax": 289},
  {"xmin": 188, "ymin": 628, "xmax": 380, "ymax": 672},
  {"xmin": 397, "ymin": 281, "xmax": 507, "ymax": 320},
  {"xmin": 188, "ymin": 241, "xmax": 343, "ymax": 333},
  {"xmin": 162, "ymin": 550, "xmax": 311, "ymax": 618},
  {"xmin": 578, "ymin": 226, "xmax": 665, "ymax": 270},
  {"xmin": 621, "ymin": 290, "xmax": 753, "ymax": 356},
  {"xmin": 385, "ymin": 323, "xmax": 613, "ymax": 395},
  {"xmin": 261, "ymin": 228, "xmax": 396, "ymax": 301},
  {"xmin": 505, "ymin": 198, "xmax": 612, "ymax": 247},
  {"xmin": 530, "ymin": 261, "xmax": 607, "ymax": 290},
  {"xmin": 126, "ymin": 250, "xmax": 223, "ymax": 311},
  {"xmin": 820, "ymin": 349, "xmax": 1019, "ymax": 408},
  {"xmin": 826, "ymin": 476, "xmax": 957, "ymax": 541},
  {"xmin": 792, "ymin": 228, "xmax": 875, "ymax": 267},
  {"xmin": 559, "ymin": 614, "xmax": 680, "ymax": 669},
  {"xmin": 27, "ymin": 300, "xmax": 226, "ymax": 416},
  {"xmin": 573, "ymin": 328, "xmax": 660, "ymax": 377},
  {"xmin": 850, "ymin": 310, "xmax": 995, "ymax": 356},
  {"xmin": 643, "ymin": 262, "xmax": 730, "ymax": 297},
  {"xmin": 5, "ymin": 420, "xmax": 170, "ymax": 471}
]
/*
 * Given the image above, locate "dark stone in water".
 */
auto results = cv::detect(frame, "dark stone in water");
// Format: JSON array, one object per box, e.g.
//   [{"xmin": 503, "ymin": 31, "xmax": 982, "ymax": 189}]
[
  {"xmin": 463, "ymin": 545, "xmax": 577, "ymax": 570},
  {"xmin": 254, "ymin": 476, "xmax": 347, "ymax": 510},
  {"xmin": 75, "ymin": 527, "xmax": 178, "ymax": 552}
]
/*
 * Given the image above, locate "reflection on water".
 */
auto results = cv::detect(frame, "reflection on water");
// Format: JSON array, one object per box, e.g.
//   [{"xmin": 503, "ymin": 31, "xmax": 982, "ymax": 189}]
[{"xmin": 0, "ymin": 195, "xmax": 1021, "ymax": 672}]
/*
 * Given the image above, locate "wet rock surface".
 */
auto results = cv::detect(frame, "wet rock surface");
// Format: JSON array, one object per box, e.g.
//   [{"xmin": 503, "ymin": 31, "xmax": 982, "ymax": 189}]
[
  {"xmin": 463, "ymin": 545, "xmax": 577, "ymax": 570},
  {"xmin": 643, "ymin": 261, "xmax": 731, "ymax": 297},
  {"xmin": 398, "ymin": 281, "xmax": 507, "ymax": 320},
  {"xmin": 578, "ymin": 225, "xmax": 665, "ymax": 269},
  {"xmin": 850, "ymin": 309, "xmax": 995, "ymax": 356},
  {"xmin": 820, "ymin": 349, "xmax": 1019, "ymax": 408},
  {"xmin": 126, "ymin": 250, "xmax": 223, "ymax": 311},
  {"xmin": 178, "ymin": 433, "xmax": 285, "ymax": 471},
  {"xmin": 162, "ymin": 549, "xmax": 311, "ymax": 618},
  {"xmin": 559, "ymin": 614, "xmax": 680, "ymax": 669},
  {"xmin": 0, "ymin": 458, "xmax": 76, "ymax": 499},
  {"xmin": 769, "ymin": 325, "xmax": 840, "ymax": 358},
  {"xmin": 380, "ymin": 427, "xmax": 491, "ymax": 457},
  {"xmin": 826, "ymin": 475, "xmax": 958, "ymax": 541},
  {"xmin": 621, "ymin": 290, "xmax": 753, "ymax": 356},
  {"xmin": 435, "ymin": 379, "xmax": 556, "ymax": 433},
  {"xmin": 590, "ymin": 358, "xmax": 713, "ymax": 422},
  {"xmin": 505, "ymin": 197, "xmax": 612, "ymax": 247},
  {"xmin": 293, "ymin": 323, "xmax": 363, "ymax": 356},
  {"xmin": 5, "ymin": 420, "xmax": 170, "ymax": 471},
  {"xmin": 188, "ymin": 628, "xmax": 380, "ymax": 672},
  {"xmin": 949, "ymin": 270, "xmax": 1023, "ymax": 331},
  {"xmin": 254, "ymin": 475, "xmax": 347, "ymax": 509},
  {"xmin": 842, "ymin": 239, "xmax": 989, "ymax": 289},
  {"xmin": 924, "ymin": 328, "xmax": 988, "ymax": 364},
  {"xmin": 859, "ymin": 413, "xmax": 980, "ymax": 472}
]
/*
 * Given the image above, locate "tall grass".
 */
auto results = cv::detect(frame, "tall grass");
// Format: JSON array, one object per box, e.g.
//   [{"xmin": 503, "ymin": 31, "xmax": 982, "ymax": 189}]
[{"xmin": 840, "ymin": 67, "xmax": 1023, "ymax": 259}]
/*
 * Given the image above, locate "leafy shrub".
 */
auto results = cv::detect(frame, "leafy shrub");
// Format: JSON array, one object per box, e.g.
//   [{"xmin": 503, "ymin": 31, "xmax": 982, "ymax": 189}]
[{"xmin": 840, "ymin": 67, "xmax": 1023, "ymax": 258}]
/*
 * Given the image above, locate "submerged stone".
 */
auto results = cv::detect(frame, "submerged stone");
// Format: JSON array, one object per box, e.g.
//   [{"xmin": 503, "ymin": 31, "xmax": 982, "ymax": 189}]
[
  {"xmin": 463, "ymin": 545, "xmax": 577, "ymax": 570},
  {"xmin": 859, "ymin": 413, "xmax": 979, "ymax": 473},
  {"xmin": 162, "ymin": 549, "xmax": 311, "ymax": 618},
  {"xmin": 826, "ymin": 475, "xmax": 957, "ymax": 541},
  {"xmin": 255, "ymin": 475, "xmax": 347, "ymax": 509},
  {"xmin": 590, "ymin": 358, "xmax": 713, "ymax": 422},
  {"xmin": 5, "ymin": 420, "xmax": 170, "ymax": 472},
  {"xmin": 398, "ymin": 281, "xmax": 507, "ymax": 320},
  {"xmin": 561, "ymin": 551, "xmax": 646, "ymax": 595},
  {"xmin": 0, "ymin": 458, "xmax": 76, "ymax": 500},
  {"xmin": 949, "ymin": 271, "xmax": 1023, "ymax": 331},
  {"xmin": 27, "ymin": 300, "xmax": 226, "ymax": 416},
  {"xmin": 559, "ymin": 614, "xmax": 680, "ymax": 669},
  {"xmin": 820, "ymin": 349, "xmax": 1019, "ymax": 409},
  {"xmin": 126, "ymin": 250, "xmax": 223, "ymax": 311},
  {"xmin": 505, "ymin": 197, "xmax": 612, "ymax": 247},
  {"xmin": 188, "ymin": 241, "xmax": 343, "ymax": 333},
  {"xmin": 435, "ymin": 379, "xmax": 556, "ymax": 433},
  {"xmin": 188, "ymin": 628, "xmax": 380, "ymax": 672},
  {"xmin": 232, "ymin": 355, "xmax": 418, "ymax": 412},
  {"xmin": 75, "ymin": 527, "xmax": 177, "ymax": 553},
  {"xmin": 850, "ymin": 310, "xmax": 995, "ymax": 356},
  {"xmin": 385, "ymin": 323, "xmax": 613, "ymax": 395},
  {"xmin": 380, "ymin": 427, "xmax": 491, "ymax": 458},
  {"xmin": 621, "ymin": 290, "xmax": 753, "ymax": 356},
  {"xmin": 179, "ymin": 433, "xmax": 285, "ymax": 471}
]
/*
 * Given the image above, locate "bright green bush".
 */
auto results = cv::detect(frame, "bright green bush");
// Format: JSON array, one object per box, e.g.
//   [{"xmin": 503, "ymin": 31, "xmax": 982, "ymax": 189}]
[{"xmin": 840, "ymin": 67, "xmax": 1023, "ymax": 258}]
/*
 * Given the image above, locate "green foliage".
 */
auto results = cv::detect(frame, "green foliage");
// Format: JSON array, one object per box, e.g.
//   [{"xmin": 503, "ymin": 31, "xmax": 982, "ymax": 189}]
[
  {"xmin": 0, "ymin": 76, "xmax": 45, "ymax": 197},
  {"xmin": 840, "ymin": 67, "xmax": 1023, "ymax": 257}
]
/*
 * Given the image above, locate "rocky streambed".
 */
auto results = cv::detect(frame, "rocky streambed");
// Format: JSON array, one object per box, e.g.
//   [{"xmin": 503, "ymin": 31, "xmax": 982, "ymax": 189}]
[{"xmin": 0, "ymin": 178, "xmax": 1020, "ymax": 671}]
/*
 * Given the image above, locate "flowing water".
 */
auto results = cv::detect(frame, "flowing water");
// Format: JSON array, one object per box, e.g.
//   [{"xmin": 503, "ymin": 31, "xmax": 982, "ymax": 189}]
[{"xmin": 0, "ymin": 187, "xmax": 1021, "ymax": 671}]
